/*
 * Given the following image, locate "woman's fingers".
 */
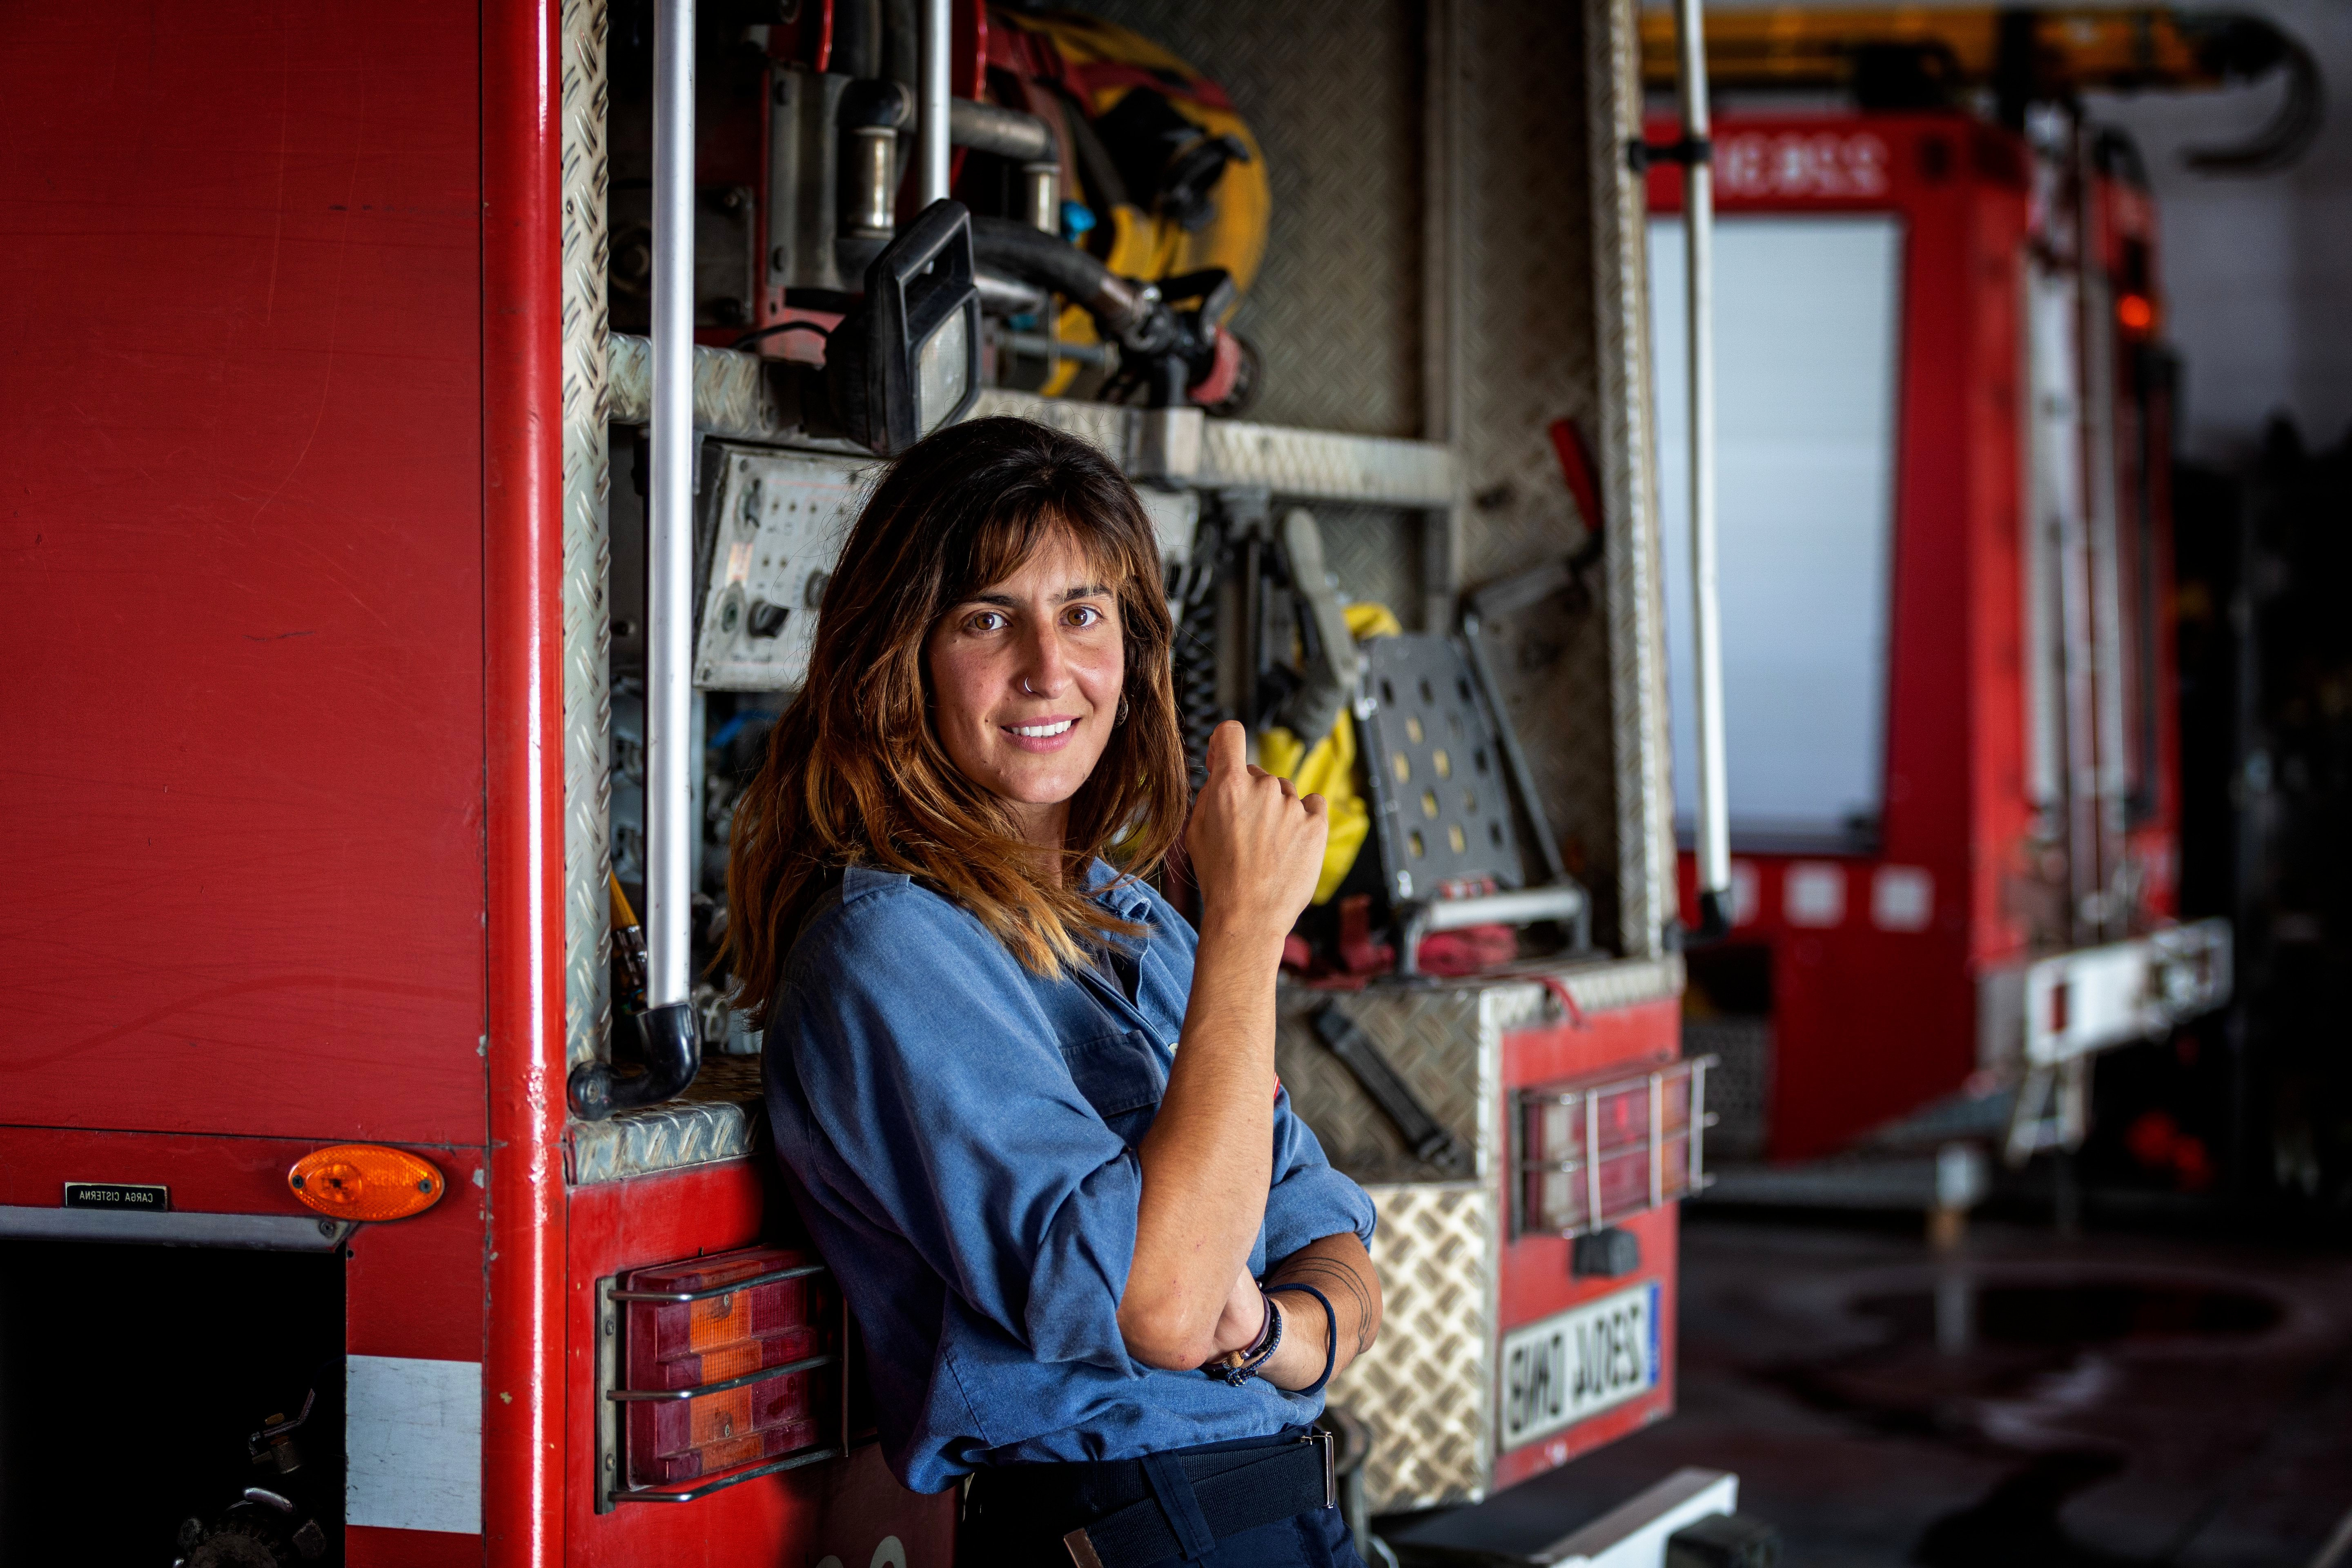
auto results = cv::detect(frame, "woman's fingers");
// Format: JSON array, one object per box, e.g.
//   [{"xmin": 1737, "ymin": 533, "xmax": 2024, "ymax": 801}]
[{"xmin": 1187, "ymin": 721, "xmax": 1334, "ymax": 929}]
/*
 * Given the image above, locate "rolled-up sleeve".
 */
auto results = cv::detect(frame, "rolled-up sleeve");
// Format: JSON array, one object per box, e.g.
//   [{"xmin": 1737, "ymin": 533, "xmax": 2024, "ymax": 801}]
[
  {"xmin": 778, "ymin": 886, "xmax": 1143, "ymax": 1373},
  {"xmin": 1260, "ymin": 1085, "xmax": 1379, "ymax": 1265}
]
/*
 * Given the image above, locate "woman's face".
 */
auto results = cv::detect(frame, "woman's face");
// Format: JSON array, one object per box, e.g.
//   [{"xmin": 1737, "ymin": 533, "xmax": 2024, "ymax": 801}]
[{"xmin": 926, "ymin": 528, "xmax": 1125, "ymax": 845}]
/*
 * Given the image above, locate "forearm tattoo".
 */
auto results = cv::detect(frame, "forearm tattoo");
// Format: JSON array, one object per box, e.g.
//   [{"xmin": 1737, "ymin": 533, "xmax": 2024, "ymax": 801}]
[{"xmin": 1271, "ymin": 1255, "xmax": 1378, "ymax": 1358}]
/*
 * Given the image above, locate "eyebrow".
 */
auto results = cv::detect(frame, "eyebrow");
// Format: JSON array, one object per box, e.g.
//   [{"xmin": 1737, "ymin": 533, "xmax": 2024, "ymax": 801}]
[{"xmin": 967, "ymin": 583, "xmax": 1115, "ymax": 608}]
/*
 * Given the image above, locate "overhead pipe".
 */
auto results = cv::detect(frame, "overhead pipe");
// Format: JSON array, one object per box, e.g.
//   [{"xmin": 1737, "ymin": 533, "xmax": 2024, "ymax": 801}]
[
  {"xmin": 1675, "ymin": 0, "xmax": 1733, "ymax": 938},
  {"xmin": 948, "ymin": 98, "xmax": 1062, "ymax": 232},
  {"xmin": 570, "ymin": 0, "xmax": 701, "ymax": 1119}
]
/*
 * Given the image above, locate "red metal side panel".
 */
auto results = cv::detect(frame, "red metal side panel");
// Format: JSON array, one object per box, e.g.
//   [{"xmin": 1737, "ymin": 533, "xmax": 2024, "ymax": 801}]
[
  {"xmin": 0, "ymin": 1, "xmax": 488, "ymax": 1145},
  {"xmin": 1490, "ymin": 997, "xmax": 1682, "ymax": 1490},
  {"xmin": 564, "ymin": 1163, "xmax": 958, "ymax": 1566},
  {"xmin": 0, "ymin": 1126, "xmax": 492, "ymax": 1568},
  {"xmin": 345, "ymin": 1151, "xmax": 494, "ymax": 1568}
]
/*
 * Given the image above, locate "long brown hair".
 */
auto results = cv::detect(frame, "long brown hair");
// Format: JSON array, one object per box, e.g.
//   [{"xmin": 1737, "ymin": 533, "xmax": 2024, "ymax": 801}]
[{"xmin": 723, "ymin": 416, "xmax": 1189, "ymax": 1023}]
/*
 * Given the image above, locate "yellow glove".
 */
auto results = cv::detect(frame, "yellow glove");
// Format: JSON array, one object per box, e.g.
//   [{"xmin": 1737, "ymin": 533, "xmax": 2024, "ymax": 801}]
[{"xmin": 1257, "ymin": 604, "xmax": 1402, "ymax": 905}]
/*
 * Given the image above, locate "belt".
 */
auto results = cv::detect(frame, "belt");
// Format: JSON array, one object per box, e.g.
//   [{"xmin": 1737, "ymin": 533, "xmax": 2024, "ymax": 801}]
[{"xmin": 971, "ymin": 1429, "xmax": 1337, "ymax": 1568}]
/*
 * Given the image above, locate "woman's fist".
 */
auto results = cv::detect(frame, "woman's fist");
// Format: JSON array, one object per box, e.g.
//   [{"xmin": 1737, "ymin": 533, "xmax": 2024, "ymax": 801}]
[{"xmin": 1184, "ymin": 722, "xmax": 1327, "ymax": 940}]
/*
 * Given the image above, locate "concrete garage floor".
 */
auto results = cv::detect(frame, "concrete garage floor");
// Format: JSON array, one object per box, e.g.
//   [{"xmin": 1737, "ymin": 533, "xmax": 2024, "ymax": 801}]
[{"xmin": 1402, "ymin": 1215, "xmax": 2352, "ymax": 1566}]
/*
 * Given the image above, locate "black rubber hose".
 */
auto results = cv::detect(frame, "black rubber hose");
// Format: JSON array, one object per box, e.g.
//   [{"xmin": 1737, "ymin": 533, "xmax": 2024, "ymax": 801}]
[
  {"xmin": 567, "ymin": 1000, "xmax": 701, "ymax": 1120},
  {"xmin": 968, "ymin": 216, "xmax": 1160, "ymax": 345}
]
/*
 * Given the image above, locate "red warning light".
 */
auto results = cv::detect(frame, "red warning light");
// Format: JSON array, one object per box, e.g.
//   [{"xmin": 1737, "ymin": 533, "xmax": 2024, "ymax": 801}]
[{"xmin": 2116, "ymin": 292, "xmax": 2156, "ymax": 337}]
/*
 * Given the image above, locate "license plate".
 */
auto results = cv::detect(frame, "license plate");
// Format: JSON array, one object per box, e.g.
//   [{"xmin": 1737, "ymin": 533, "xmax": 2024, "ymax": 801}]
[{"xmin": 1497, "ymin": 1281, "xmax": 1660, "ymax": 1450}]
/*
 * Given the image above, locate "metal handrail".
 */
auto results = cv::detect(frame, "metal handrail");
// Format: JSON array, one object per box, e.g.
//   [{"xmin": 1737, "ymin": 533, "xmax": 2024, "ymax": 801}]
[
  {"xmin": 608, "ymin": 1262, "xmax": 830, "ymax": 1305},
  {"xmin": 647, "ymin": 0, "xmax": 697, "ymax": 1011},
  {"xmin": 606, "ymin": 1350, "xmax": 837, "ymax": 1403},
  {"xmin": 1517, "ymin": 1115, "xmax": 1721, "ymax": 1175},
  {"xmin": 1517, "ymin": 1054, "xmax": 1717, "ymax": 1108},
  {"xmin": 609, "ymin": 1441, "xmax": 849, "ymax": 1505}
]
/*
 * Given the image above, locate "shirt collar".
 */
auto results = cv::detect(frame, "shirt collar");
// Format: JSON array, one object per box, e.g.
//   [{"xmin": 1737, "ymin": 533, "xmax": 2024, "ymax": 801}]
[{"xmin": 1082, "ymin": 859, "xmax": 1158, "ymax": 933}]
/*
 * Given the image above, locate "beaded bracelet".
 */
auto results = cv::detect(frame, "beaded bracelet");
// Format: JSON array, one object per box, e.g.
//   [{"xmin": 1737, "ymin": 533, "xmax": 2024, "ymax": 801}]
[{"xmin": 1212, "ymin": 1288, "xmax": 1283, "ymax": 1386}]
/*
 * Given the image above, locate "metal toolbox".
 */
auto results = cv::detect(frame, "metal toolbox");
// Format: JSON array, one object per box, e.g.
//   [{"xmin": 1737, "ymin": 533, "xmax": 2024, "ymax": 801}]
[{"xmin": 1278, "ymin": 957, "xmax": 1699, "ymax": 1513}]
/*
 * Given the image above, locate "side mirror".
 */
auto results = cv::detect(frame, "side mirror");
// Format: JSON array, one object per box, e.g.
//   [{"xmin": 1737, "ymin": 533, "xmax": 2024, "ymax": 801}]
[{"xmin": 825, "ymin": 199, "xmax": 981, "ymax": 455}]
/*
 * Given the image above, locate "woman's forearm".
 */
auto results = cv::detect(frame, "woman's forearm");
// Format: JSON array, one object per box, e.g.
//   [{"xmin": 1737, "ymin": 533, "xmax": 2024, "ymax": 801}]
[
  {"xmin": 1118, "ymin": 721, "xmax": 1325, "ymax": 1370},
  {"xmin": 1258, "ymin": 1231, "xmax": 1382, "ymax": 1391},
  {"xmin": 1117, "ymin": 916, "xmax": 1286, "ymax": 1368}
]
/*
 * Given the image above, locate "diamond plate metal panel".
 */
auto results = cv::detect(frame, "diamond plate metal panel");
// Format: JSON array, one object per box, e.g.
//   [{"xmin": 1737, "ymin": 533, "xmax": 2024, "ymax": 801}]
[
  {"xmin": 608, "ymin": 332, "xmax": 795, "ymax": 440},
  {"xmin": 1555, "ymin": 955, "xmax": 1683, "ymax": 1015},
  {"xmin": 1450, "ymin": 0, "xmax": 1627, "ymax": 954},
  {"xmin": 1327, "ymin": 1180, "xmax": 1496, "ymax": 1512},
  {"xmin": 563, "ymin": 0, "xmax": 614, "ymax": 1071},
  {"xmin": 568, "ymin": 1057, "xmax": 767, "ymax": 1185},
  {"xmin": 1314, "ymin": 504, "xmax": 1423, "ymax": 630},
  {"xmin": 973, "ymin": 391, "xmax": 1457, "ymax": 508},
  {"xmin": 1077, "ymin": 0, "xmax": 1426, "ymax": 439},
  {"xmin": 1586, "ymin": 0, "xmax": 1677, "ymax": 958},
  {"xmin": 1276, "ymin": 985, "xmax": 1503, "ymax": 1184},
  {"xmin": 969, "ymin": 388, "xmax": 1130, "ymax": 459},
  {"xmin": 1198, "ymin": 421, "xmax": 1452, "ymax": 507}
]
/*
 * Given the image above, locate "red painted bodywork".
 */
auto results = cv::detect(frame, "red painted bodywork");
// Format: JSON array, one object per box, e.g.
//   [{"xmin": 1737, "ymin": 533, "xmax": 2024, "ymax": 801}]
[
  {"xmin": 563, "ymin": 1162, "xmax": 959, "ymax": 1564},
  {"xmin": 4, "ymin": 0, "xmax": 490, "ymax": 1147},
  {"xmin": 1, "ymin": 3, "xmax": 948, "ymax": 1561},
  {"xmin": 1490, "ymin": 997, "xmax": 1684, "ymax": 1490},
  {"xmin": 1651, "ymin": 114, "xmax": 2182, "ymax": 1159}
]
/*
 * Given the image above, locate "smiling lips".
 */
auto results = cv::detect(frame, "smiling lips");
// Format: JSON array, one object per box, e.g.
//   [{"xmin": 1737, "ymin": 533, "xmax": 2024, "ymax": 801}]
[{"xmin": 1002, "ymin": 715, "xmax": 1080, "ymax": 752}]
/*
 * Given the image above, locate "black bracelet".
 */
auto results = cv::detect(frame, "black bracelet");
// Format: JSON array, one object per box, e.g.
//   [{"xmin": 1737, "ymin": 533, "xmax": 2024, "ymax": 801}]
[
  {"xmin": 1263, "ymin": 1282, "xmax": 1338, "ymax": 1397},
  {"xmin": 1212, "ymin": 1288, "xmax": 1282, "ymax": 1386}
]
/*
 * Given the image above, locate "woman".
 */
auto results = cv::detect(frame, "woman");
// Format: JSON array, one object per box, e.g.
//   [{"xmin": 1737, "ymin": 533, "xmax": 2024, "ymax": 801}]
[{"xmin": 726, "ymin": 416, "xmax": 1382, "ymax": 1567}]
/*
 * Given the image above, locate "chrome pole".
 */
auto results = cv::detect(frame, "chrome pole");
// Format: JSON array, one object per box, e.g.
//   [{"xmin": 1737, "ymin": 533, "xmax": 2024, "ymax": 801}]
[
  {"xmin": 646, "ymin": 0, "xmax": 695, "ymax": 1008},
  {"xmin": 918, "ymin": 0, "xmax": 952, "ymax": 204},
  {"xmin": 1676, "ymin": 0, "xmax": 1731, "ymax": 929}
]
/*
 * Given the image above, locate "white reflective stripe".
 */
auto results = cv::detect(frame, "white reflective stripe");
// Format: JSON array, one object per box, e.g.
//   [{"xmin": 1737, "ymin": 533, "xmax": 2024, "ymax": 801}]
[{"xmin": 346, "ymin": 1355, "xmax": 482, "ymax": 1535}]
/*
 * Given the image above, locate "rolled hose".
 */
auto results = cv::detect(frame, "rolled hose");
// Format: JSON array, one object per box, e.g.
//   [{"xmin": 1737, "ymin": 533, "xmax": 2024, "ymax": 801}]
[{"xmin": 968, "ymin": 216, "xmax": 1166, "ymax": 348}]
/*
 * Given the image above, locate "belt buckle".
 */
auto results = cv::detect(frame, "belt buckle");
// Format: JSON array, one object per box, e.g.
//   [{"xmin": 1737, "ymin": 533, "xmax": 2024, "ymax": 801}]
[
  {"xmin": 1303, "ymin": 1429, "xmax": 1337, "ymax": 1509},
  {"xmin": 1063, "ymin": 1526, "xmax": 1106, "ymax": 1568}
]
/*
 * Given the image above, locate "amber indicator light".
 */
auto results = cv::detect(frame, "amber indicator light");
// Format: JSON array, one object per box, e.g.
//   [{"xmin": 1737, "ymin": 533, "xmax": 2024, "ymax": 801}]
[{"xmin": 288, "ymin": 1144, "xmax": 445, "ymax": 1222}]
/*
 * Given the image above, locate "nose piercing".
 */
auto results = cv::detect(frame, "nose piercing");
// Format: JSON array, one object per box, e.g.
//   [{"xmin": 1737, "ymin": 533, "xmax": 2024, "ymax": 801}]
[{"xmin": 1021, "ymin": 677, "xmax": 1038, "ymax": 696}]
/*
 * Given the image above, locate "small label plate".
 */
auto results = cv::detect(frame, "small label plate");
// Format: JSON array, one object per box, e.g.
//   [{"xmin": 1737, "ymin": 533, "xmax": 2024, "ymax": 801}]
[
  {"xmin": 63, "ymin": 1183, "xmax": 171, "ymax": 1213},
  {"xmin": 1497, "ymin": 1280, "xmax": 1661, "ymax": 1450}
]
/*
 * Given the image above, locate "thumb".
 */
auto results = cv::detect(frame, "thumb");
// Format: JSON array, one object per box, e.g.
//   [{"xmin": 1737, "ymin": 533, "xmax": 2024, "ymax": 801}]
[{"xmin": 1205, "ymin": 720, "xmax": 1247, "ymax": 778}]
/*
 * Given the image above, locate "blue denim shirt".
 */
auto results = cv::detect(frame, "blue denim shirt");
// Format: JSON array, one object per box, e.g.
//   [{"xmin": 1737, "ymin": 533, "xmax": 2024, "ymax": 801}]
[{"xmin": 762, "ymin": 862, "xmax": 1376, "ymax": 1493}]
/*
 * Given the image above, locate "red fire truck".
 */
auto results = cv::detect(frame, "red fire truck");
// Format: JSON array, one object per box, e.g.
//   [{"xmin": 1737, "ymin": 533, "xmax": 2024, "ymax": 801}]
[
  {"xmin": 6, "ymin": 0, "xmax": 1753, "ymax": 1563},
  {"xmin": 1631, "ymin": 9, "xmax": 2295, "ymax": 1173}
]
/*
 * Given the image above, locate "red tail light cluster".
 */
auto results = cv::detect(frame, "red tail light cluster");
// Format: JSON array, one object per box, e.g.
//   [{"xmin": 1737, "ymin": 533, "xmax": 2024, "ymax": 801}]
[
  {"xmin": 620, "ymin": 1246, "xmax": 835, "ymax": 1486},
  {"xmin": 1514, "ymin": 1057, "xmax": 1719, "ymax": 1237}
]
